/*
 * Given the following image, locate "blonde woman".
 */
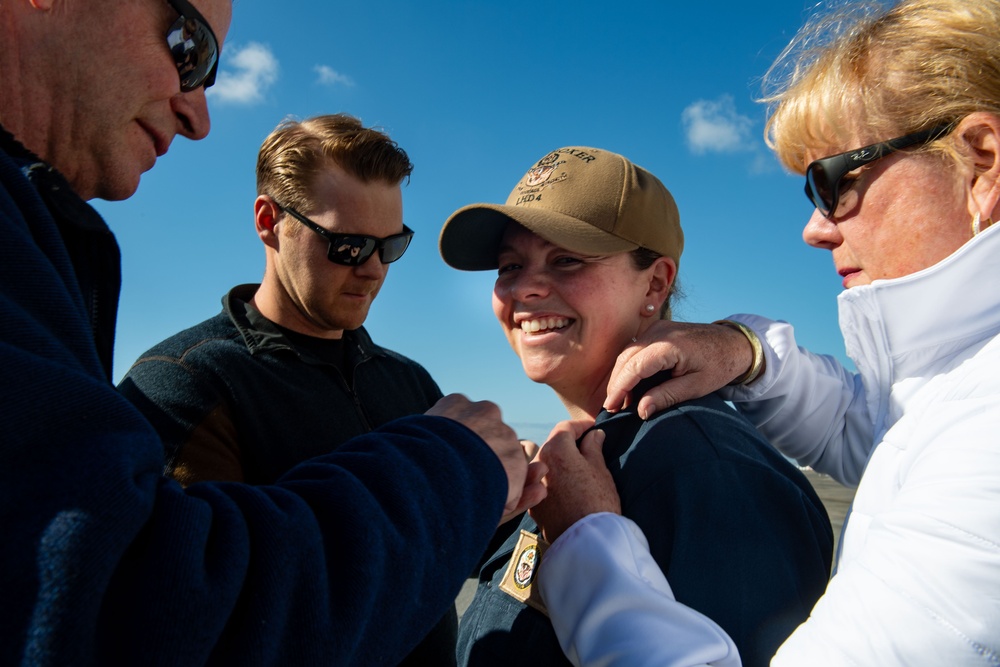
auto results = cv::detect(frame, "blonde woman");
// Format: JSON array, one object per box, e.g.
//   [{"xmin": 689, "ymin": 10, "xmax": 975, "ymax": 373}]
[{"xmin": 535, "ymin": 1, "xmax": 1000, "ymax": 665}]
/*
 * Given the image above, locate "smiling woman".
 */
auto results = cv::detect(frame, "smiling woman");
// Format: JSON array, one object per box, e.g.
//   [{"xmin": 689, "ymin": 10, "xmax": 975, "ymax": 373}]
[
  {"xmin": 438, "ymin": 146, "xmax": 834, "ymax": 667},
  {"xmin": 538, "ymin": 1, "xmax": 1000, "ymax": 665},
  {"xmin": 491, "ymin": 227, "xmax": 669, "ymax": 416}
]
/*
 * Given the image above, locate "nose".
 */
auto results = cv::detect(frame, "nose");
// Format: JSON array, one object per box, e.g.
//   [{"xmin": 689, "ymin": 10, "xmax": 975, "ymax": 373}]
[
  {"xmin": 506, "ymin": 264, "xmax": 551, "ymax": 302},
  {"xmin": 802, "ymin": 208, "xmax": 842, "ymax": 250},
  {"xmin": 171, "ymin": 87, "xmax": 212, "ymax": 141}
]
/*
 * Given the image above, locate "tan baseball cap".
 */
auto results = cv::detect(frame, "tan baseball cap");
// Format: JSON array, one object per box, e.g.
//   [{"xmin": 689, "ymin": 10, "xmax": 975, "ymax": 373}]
[{"xmin": 439, "ymin": 146, "xmax": 683, "ymax": 271}]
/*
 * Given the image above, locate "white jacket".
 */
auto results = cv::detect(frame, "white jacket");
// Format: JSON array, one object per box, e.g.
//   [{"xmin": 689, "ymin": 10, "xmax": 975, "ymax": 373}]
[{"xmin": 539, "ymin": 222, "xmax": 1000, "ymax": 666}]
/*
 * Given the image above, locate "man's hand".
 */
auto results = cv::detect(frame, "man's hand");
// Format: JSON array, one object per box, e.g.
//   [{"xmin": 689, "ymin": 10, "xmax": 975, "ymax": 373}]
[
  {"xmin": 529, "ymin": 420, "xmax": 619, "ymax": 543},
  {"xmin": 604, "ymin": 320, "xmax": 754, "ymax": 419},
  {"xmin": 426, "ymin": 395, "xmax": 546, "ymax": 522}
]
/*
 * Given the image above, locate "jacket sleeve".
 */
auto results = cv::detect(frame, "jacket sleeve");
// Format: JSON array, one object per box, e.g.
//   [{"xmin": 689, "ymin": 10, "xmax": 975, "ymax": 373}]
[
  {"xmin": 6, "ymin": 368, "xmax": 507, "ymax": 666},
  {"xmin": 720, "ymin": 315, "xmax": 874, "ymax": 486},
  {"xmin": 538, "ymin": 513, "xmax": 742, "ymax": 667},
  {"xmin": 119, "ymin": 355, "xmax": 246, "ymax": 485},
  {"xmin": 772, "ymin": 372, "xmax": 1000, "ymax": 666},
  {"xmin": 0, "ymin": 186, "xmax": 509, "ymax": 665}
]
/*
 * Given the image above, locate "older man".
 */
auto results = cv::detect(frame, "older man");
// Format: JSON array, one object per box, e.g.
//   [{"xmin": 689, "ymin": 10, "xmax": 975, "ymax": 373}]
[
  {"xmin": 119, "ymin": 113, "xmax": 465, "ymax": 664},
  {"xmin": 0, "ymin": 1, "xmax": 537, "ymax": 664}
]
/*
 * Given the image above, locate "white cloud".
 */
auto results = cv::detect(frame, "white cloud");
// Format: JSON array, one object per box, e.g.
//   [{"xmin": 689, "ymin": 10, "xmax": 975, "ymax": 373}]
[
  {"xmin": 208, "ymin": 42, "xmax": 279, "ymax": 105},
  {"xmin": 314, "ymin": 65, "xmax": 354, "ymax": 87},
  {"xmin": 681, "ymin": 95, "xmax": 755, "ymax": 154}
]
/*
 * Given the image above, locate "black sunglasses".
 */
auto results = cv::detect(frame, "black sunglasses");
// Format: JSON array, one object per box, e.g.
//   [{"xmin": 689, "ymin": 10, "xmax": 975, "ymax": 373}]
[
  {"xmin": 276, "ymin": 202, "xmax": 415, "ymax": 266},
  {"xmin": 165, "ymin": 0, "xmax": 219, "ymax": 92},
  {"xmin": 804, "ymin": 123, "xmax": 955, "ymax": 218}
]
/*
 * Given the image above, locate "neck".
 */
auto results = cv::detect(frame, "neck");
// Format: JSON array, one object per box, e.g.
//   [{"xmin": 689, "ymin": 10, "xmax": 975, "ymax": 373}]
[
  {"xmin": 551, "ymin": 369, "xmax": 612, "ymax": 421},
  {"xmin": 251, "ymin": 280, "xmax": 345, "ymax": 341},
  {"xmin": 550, "ymin": 323, "xmax": 657, "ymax": 420}
]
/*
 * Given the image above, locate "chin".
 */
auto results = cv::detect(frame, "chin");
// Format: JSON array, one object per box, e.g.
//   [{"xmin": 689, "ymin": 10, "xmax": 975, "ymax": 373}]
[
  {"xmin": 90, "ymin": 170, "xmax": 143, "ymax": 202},
  {"xmin": 520, "ymin": 361, "xmax": 559, "ymax": 386}
]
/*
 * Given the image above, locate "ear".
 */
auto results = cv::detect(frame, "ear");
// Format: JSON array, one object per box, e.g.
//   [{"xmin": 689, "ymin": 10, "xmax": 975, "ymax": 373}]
[
  {"xmin": 642, "ymin": 256, "xmax": 677, "ymax": 316},
  {"xmin": 254, "ymin": 195, "xmax": 281, "ymax": 250},
  {"xmin": 957, "ymin": 112, "xmax": 1000, "ymax": 226}
]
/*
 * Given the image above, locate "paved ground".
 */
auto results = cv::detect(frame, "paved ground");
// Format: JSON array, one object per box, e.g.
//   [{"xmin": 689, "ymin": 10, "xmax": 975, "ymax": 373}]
[
  {"xmin": 457, "ymin": 468, "xmax": 855, "ymax": 617},
  {"xmin": 802, "ymin": 467, "xmax": 855, "ymax": 555}
]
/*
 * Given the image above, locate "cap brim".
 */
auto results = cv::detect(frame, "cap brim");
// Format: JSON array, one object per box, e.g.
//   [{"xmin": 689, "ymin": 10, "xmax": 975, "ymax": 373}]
[{"xmin": 439, "ymin": 203, "xmax": 638, "ymax": 271}]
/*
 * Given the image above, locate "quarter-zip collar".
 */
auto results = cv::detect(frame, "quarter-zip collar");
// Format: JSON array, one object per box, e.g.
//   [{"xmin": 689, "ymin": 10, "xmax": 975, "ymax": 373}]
[
  {"xmin": 222, "ymin": 283, "xmax": 387, "ymax": 370},
  {"xmin": 838, "ymin": 221, "xmax": 1000, "ymax": 440}
]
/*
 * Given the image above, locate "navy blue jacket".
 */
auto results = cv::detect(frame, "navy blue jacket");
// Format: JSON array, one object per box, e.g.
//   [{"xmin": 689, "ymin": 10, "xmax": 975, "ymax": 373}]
[
  {"xmin": 0, "ymin": 129, "xmax": 507, "ymax": 666},
  {"xmin": 118, "ymin": 286, "xmax": 457, "ymax": 664},
  {"xmin": 118, "ymin": 285, "xmax": 445, "ymax": 485},
  {"xmin": 458, "ymin": 388, "xmax": 833, "ymax": 667}
]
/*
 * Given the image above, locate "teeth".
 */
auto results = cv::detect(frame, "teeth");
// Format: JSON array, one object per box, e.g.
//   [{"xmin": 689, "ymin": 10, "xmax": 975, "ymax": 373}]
[{"xmin": 520, "ymin": 317, "xmax": 570, "ymax": 333}]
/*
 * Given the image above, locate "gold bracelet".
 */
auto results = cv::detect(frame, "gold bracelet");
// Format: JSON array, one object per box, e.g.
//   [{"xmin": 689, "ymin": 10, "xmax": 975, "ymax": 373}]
[{"xmin": 712, "ymin": 319, "xmax": 764, "ymax": 386}]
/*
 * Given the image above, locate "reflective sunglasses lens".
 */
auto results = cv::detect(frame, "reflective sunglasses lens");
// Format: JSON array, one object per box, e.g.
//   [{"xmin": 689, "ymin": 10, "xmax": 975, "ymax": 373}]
[
  {"xmin": 805, "ymin": 162, "xmax": 834, "ymax": 216},
  {"xmin": 167, "ymin": 16, "xmax": 218, "ymax": 91},
  {"xmin": 328, "ymin": 237, "xmax": 377, "ymax": 266},
  {"xmin": 380, "ymin": 235, "xmax": 413, "ymax": 264}
]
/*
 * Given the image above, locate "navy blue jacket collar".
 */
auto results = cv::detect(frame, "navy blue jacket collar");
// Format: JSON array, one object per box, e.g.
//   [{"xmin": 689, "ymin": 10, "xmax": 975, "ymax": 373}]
[{"xmin": 222, "ymin": 283, "xmax": 387, "ymax": 368}]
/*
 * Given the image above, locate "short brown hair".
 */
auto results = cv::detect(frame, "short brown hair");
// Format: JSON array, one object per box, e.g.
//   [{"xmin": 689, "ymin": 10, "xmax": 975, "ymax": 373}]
[
  {"xmin": 255, "ymin": 113, "xmax": 413, "ymax": 212},
  {"xmin": 763, "ymin": 0, "xmax": 1000, "ymax": 173}
]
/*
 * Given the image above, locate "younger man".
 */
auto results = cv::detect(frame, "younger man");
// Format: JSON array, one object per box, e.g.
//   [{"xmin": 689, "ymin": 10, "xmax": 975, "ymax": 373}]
[{"xmin": 119, "ymin": 114, "xmax": 460, "ymax": 663}]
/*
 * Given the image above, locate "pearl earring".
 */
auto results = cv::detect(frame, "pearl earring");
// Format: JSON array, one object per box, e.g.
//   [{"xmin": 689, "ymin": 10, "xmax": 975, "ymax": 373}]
[{"xmin": 645, "ymin": 304, "xmax": 656, "ymax": 313}]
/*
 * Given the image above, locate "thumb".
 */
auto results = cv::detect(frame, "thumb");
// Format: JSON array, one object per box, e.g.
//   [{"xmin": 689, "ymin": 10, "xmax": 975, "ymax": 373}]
[
  {"xmin": 578, "ymin": 428, "xmax": 607, "ymax": 461},
  {"xmin": 635, "ymin": 374, "xmax": 706, "ymax": 419}
]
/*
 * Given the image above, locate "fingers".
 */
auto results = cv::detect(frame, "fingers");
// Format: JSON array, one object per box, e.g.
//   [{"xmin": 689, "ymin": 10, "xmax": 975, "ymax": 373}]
[
  {"xmin": 605, "ymin": 343, "xmax": 678, "ymax": 413},
  {"xmin": 529, "ymin": 429, "xmax": 619, "ymax": 543},
  {"xmin": 520, "ymin": 439, "xmax": 540, "ymax": 461},
  {"xmin": 427, "ymin": 394, "xmax": 527, "ymax": 521},
  {"xmin": 544, "ymin": 418, "xmax": 596, "ymax": 445},
  {"xmin": 536, "ymin": 420, "xmax": 594, "ymax": 471},
  {"xmin": 499, "ymin": 460, "xmax": 548, "ymax": 525},
  {"xmin": 577, "ymin": 427, "xmax": 607, "ymax": 461},
  {"xmin": 526, "ymin": 458, "xmax": 549, "ymax": 486},
  {"xmin": 605, "ymin": 348, "xmax": 679, "ymax": 415},
  {"xmin": 425, "ymin": 392, "xmax": 469, "ymax": 416},
  {"xmin": 604, "ymin": 344, "xmax": 648, "ymax": 413},
  {"xmin": 632, "ymin": 371, "xmax": 708, "ymax": 420},
  {"xmin": 604, "ymin": 321, "xmax": 761, "ymax": 418}
]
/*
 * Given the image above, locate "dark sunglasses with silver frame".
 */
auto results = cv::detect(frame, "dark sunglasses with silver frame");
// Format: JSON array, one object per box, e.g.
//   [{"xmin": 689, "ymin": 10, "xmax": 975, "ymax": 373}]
[
  {"xmin": 805, "ymin": 122, "xmax": 956, "ymax": 218},
  {"xmin": 273, "ymin": 201, "xmax": 415, "ymax": 267},
  {"xmin": 165, "ymin": 0, "xmax": 220, "ymax": 92}
]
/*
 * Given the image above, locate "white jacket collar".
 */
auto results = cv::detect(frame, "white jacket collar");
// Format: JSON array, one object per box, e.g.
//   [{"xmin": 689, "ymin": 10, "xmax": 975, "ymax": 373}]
[{"xmin": 837, "ymin": 222, "xmax": 1000, "ymax": 432}]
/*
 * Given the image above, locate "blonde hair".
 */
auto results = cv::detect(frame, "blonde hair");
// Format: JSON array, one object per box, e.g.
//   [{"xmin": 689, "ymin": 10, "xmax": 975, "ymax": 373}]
[
  {"xmin": 255, "ymin": 113, "xmax": 413, "ymax": 213},
  {"xmin": 763, "ymin": 0, "xmax": 1000, "ymax": 173}
]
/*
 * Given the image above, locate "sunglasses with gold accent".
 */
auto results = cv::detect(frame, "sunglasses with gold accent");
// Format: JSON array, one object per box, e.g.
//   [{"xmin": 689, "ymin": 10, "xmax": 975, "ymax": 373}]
[{"xmin": 804, "ymin": 123, "xmax": 955, "ymax": 218}]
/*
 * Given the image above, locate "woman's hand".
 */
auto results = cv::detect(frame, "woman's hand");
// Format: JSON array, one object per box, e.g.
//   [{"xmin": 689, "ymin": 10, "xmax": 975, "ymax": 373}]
[
  {"xmin": 529, "ymin": 420, "xmax": 619, "ymax": 543},
  {"xmin": 604, "ymin": 320, "xmax": 756, "ymax": 419}
]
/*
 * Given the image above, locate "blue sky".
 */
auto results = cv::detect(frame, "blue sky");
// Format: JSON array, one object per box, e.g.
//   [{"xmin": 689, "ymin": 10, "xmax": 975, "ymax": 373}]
[{"xmin": 98, "ymin": 0, "xmax": 848, "ymax": 444}]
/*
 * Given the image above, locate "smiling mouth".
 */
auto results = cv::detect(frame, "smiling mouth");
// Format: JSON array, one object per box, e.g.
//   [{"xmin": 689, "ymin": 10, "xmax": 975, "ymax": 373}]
[{"xmin": 520, "ymin": 317, "xmax": 572, "ymax": 334}]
